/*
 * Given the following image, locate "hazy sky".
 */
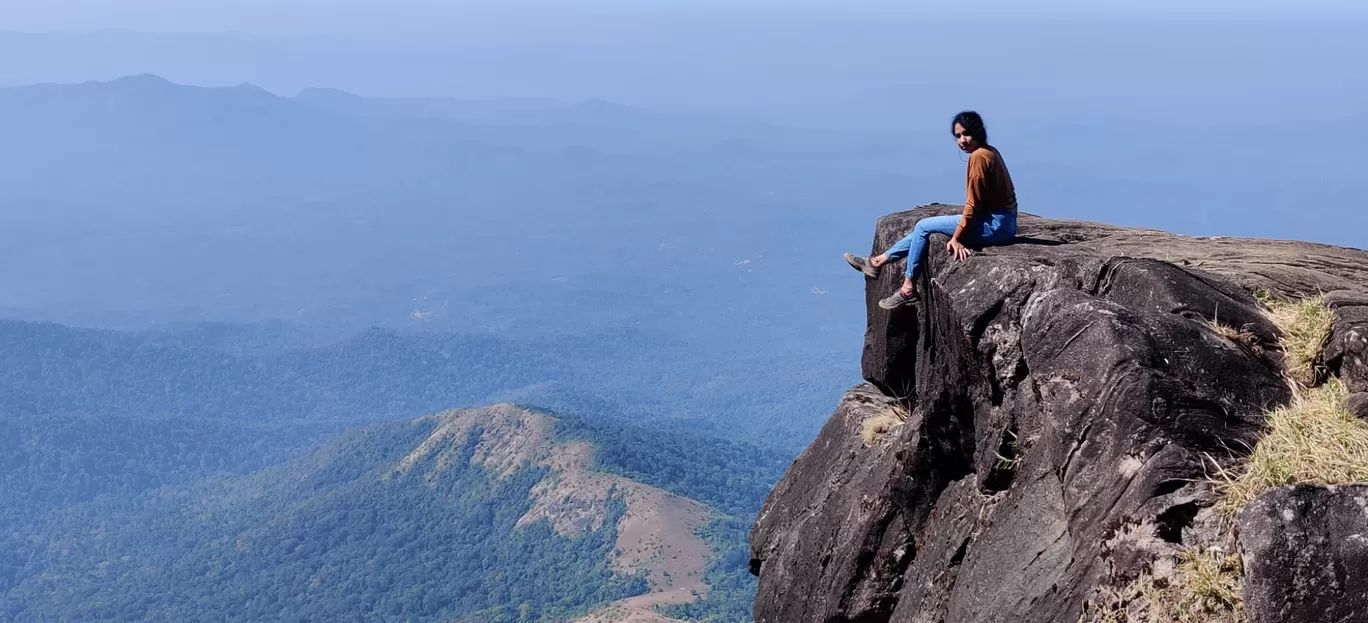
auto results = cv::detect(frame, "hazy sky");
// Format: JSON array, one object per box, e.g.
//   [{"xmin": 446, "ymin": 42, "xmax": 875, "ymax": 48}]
[
  {"xmin": 0, "ymin": 0, "xmax": 1364, "ymax": 322},
  {"xmin": 3, "ymin": 0, "xmax": 1365, "ymax": 36},
  {"xmin": 4, "ymin": 5, "xmax": 1364, "ymax": 131}
]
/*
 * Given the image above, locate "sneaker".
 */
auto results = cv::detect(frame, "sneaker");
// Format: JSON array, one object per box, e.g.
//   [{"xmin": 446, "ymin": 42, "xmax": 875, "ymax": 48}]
[
  {"xmin": 878, "ymin": 287, "xmax": 919, "ymax": 310},
  {"xmin": 844, "ymin": 253, "xmax": 881, "ymax": 279}
]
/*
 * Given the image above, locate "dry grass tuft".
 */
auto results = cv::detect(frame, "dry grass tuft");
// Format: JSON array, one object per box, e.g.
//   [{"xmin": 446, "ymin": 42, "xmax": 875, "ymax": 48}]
[
  {"xmin": 1217, "ymin": 379, "xmax": 1368, "ymax": 514},
  {"xmin": 861, "ymin": 404, "xmax": 910, "ymax": 445},
  {"xmin": 1210, "ymin": 321, "xmax": 1263, "ymax": 356},
  {"xmin": 1264, "ymin": 294, "xmax": 1334, "ymax": 387},
  {"xmin": 1151, "ymin": 549, "xmax": 1246, "ymax": 623},
  {"xmin": 1096, "ymin": 548, "xmax": 1244, "ymax": 623},
  {"xmin": 1218, "ymin": 295, "xmax": 1368, "ymax": 513},
  {"xmin": 1172, "ymin": 549, "xmax": 1244, "ymax": 617}
]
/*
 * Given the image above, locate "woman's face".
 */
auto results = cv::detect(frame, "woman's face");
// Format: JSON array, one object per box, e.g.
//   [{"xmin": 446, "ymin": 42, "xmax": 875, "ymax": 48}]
[{"xmin": 953, "ymin": 123, "xmax": 978, "ymax": 153}]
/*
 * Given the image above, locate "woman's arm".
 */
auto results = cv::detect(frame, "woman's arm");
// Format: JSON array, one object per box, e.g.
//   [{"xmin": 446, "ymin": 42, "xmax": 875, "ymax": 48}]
[
  {"xmin": 948, "ymin": 150, "xmax": 991, "ymax": 260},
  {"xmin": 953, "ymin": 150, "xmax": 991, "ymax": 242}
]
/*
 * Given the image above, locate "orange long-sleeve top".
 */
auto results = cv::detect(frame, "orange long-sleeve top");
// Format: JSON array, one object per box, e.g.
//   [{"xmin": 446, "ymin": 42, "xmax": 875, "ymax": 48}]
[{"xmin": 954, "ymin": 145, "xmax": 1018, "ymax": 240}]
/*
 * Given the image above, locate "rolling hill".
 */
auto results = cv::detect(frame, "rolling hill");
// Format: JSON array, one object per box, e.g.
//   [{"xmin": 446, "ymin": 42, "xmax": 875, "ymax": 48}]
[{"xmin": 1, "ymin": 405, "xmax": 745, "ymax": 622}]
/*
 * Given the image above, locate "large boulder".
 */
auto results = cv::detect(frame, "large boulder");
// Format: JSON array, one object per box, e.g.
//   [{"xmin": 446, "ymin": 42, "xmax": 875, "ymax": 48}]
[
  {"xmin": 1238, "ymin": 484, "xmax": 1368, "ymax": 623},
  {"xmin": 752, "ymin": 206, "xmax": 1368, "ymax": 623}
]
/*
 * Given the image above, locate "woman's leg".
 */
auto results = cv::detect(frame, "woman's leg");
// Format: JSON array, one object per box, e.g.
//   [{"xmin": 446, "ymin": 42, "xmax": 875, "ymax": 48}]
[
  {"xmin": 874, "ymin": 215, "xmax": 961, "ymax": 309},
  {"xmin": 881, "ymin": 215, "xmax": 962, "ymax": 279},
  {"xmin": 876, "ymin": 213, "xmax": 1016, "ymax": 309}
]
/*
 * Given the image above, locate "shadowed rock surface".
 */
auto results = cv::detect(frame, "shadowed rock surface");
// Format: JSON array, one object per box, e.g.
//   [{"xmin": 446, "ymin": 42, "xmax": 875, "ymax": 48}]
[
  {"xmin": 751, "ymin": 206, "xmax": 1368, "ymax": 623},
  {"xmin": 1325, "ymin": 292, "xmax": 1368, "ymax": 422},
  {"xmin": 1351, "ymin": 393, "xmax": 1368, "ymax": 423},
  {"xmin": 1238, "ymin": 484, "xmax": 1368, "ymax": 623}
]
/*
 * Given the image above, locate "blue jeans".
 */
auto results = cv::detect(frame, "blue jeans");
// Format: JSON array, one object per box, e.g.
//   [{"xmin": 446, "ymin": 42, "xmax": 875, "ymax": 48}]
[{"xmin": 884, "ymin": 212, "xmax": 1017, "ymax": 279}]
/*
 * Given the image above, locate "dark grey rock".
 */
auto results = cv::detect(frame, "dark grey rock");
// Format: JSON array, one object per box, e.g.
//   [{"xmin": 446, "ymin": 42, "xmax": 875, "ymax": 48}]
[
  {"xmin": 1350, "ymin": 393, "xmax": 1368, "ymax": 422},
  {"xmin": 748, "ymin": 384, "xmax": 927, "ymax": 623},
  {"xmin": 753, "ymin": 206, "xmax": 1368, "ymax": 623},
  {"xmin": 861, "ymin": 205, "xmax": 1368, "ymax": 396},
  {"xmin": 1324, "ymin": 290, "xmax": 1368, "ymax": 393},
  {"xmin": 1238, "ymin": 484, "xmax": 1368, "ymax": 623}
]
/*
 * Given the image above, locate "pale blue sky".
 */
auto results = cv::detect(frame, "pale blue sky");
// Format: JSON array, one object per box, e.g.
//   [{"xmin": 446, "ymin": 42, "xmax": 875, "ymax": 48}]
[
  {"xmin": 3, "ymin": 0, "xmax": 1364, "ymax": 36},
  {"xmin": 3, "ymin": 1, "xmax": 1364, "ymax": 130}
]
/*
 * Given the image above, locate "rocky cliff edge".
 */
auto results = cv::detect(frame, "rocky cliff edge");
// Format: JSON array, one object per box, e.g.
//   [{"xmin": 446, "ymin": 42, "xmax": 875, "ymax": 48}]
[{"xmin": 750, "ymin": 205, "xmax": 1368, "ymax": 623}]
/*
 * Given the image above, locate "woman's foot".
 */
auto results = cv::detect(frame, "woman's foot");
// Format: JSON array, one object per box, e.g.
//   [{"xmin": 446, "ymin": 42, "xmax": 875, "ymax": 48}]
[
  {"xmin": 878, "ymin": 286, "xmax": 919, "ymax": 310},
  {"xmin": 844, "ymin": 253, "xmax": 881, "ymax": 279}
]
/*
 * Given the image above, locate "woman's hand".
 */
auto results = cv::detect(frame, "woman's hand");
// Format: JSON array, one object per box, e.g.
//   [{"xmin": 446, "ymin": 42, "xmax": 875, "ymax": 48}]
[{"xmin": 946, "ymin": 238, "xmax": 972, "ymax": 262}]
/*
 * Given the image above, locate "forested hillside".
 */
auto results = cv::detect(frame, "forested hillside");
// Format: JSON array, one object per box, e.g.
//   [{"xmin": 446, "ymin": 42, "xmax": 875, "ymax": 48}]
[
  {"xmin": 3, "ymin": 412, "xmax": 646, "ymax": 622},
  {"xmin": 0, "ymin": 319, "xmax": 785, "ymax": 622}
]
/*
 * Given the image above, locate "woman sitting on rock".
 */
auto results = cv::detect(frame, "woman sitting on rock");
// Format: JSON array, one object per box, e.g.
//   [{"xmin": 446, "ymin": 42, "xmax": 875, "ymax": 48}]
[{"xmin": 845, "ymin": 111, "xmax": 1019, "ymax": 309}]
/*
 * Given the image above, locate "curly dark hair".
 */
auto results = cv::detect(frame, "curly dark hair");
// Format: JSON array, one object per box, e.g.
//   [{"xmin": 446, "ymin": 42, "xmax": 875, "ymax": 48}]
[{"xmin": 952, "ymin": 111, "xmax": 988, "ymax": 145}]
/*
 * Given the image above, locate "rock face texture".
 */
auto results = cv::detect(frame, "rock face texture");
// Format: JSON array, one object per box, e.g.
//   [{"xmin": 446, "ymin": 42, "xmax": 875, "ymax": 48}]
[
  {"xmin": 1238, "ymin": 484, "xmax": 1368, "ymax": 623},
  {"xmin": 1325, "ymin": 291, "xmax": 1368, "ymax": 420},
  {"xmin": 1351, "ymin": 393, "xmax": 1368, "ymax": 423},
  {"xmin": 750, "ymin": 206, "xmax": 1368, "ymax": 623}
]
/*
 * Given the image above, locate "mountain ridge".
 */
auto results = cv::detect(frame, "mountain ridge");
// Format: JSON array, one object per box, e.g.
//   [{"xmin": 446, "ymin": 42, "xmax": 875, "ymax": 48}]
[{"xmin": 399, "ymin": 405, "xmax": 715, "ymax": 622}]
